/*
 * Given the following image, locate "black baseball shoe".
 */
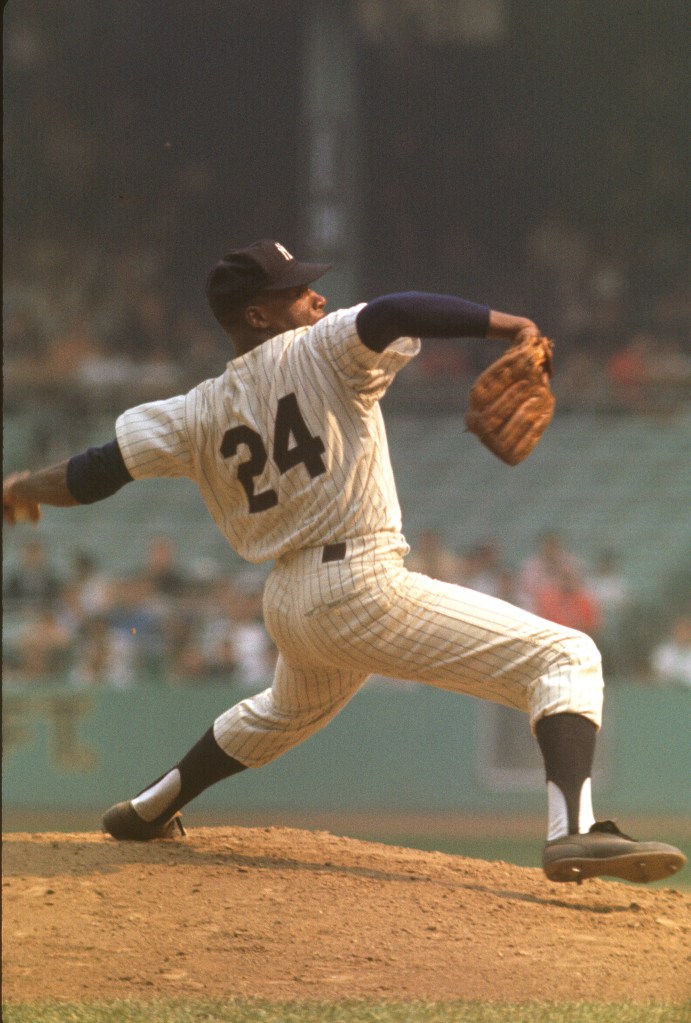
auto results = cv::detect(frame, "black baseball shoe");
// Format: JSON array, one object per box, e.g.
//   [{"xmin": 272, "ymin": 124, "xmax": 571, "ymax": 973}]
[
  {"xmin": 543, "ymin": 820, "xmax": 686, "ymax": 884},
  {"xmin": 102, "ymin": 800, "xmax": 186, "ymax": 841}
]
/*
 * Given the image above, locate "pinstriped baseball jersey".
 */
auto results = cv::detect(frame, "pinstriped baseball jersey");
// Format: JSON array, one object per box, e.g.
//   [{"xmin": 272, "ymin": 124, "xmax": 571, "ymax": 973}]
[{"xmin": 115, "ymin": 305, "xmax": 420, "ymax": 563}]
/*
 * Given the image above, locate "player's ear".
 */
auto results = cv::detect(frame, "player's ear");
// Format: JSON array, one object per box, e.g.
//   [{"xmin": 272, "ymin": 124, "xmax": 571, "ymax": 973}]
[{"xmin": 244, "ymin": 304, "xmax": 270, "ymax": 330}]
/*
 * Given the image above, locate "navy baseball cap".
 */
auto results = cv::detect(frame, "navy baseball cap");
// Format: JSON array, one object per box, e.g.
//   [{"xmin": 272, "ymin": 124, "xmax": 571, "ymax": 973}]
[{"xmin": 206, "ymin": 239, "xmax": 331, "ymax": 321}]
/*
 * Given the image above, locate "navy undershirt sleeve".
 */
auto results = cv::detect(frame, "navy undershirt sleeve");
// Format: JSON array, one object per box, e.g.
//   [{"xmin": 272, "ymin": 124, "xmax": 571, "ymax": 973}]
[
  {"xmin": 356, "ymin": 292, "xmax": 491, "ymax": 352},
  {"xmin": 66, "ymin": 439, "xmax": 133, "ymax": 504}
]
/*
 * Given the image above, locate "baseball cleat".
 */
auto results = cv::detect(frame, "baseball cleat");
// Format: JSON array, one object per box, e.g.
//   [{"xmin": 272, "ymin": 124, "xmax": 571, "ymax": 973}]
[
  {"xmin": 102, "ymin": 800, "xmax": 186, "ymax": 841},
  {"xmin": 542, "ymin": 820, "xmax": 686, "ymax": 883}
]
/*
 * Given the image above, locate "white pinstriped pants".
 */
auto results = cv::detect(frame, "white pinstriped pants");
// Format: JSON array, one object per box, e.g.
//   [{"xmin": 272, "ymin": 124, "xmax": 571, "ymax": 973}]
[{"xmin": 214, "ymin": 540, "xmax": 604, "ymax": 767}]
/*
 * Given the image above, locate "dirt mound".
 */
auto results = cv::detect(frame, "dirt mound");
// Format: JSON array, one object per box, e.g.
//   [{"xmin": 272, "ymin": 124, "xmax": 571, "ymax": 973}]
[{"xmin": 3, "ymin": 827, "xmax": 690, "ymax": 1004}]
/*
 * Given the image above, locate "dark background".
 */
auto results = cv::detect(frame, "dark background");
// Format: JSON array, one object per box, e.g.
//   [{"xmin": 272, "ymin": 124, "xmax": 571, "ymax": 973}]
[{"xmin": 5, "ymin": 0, "xmax": 689, "ymax": 337}]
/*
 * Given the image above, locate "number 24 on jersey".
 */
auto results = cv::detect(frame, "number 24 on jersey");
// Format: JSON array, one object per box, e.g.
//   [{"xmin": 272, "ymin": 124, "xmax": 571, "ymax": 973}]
[{"xmin": 220, "ymin": 392, "xmax": 326, "ymax": 513}]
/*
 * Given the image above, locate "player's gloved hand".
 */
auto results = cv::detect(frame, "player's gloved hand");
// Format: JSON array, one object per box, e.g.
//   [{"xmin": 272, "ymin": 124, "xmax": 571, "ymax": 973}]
[
  {"xmin": 465, "ymin": 334, "xmax": 556, "ymax": 465},
  {"xmin": 513, "ymin": 325, "xmax": 540, "ymax": 345},
  {"xmin": 513, "ymin": 326, "xmax": 550, "ymax": 385},
  {"xmin": 3, "ymin": 471, "xmax": 41, "ymax": 526}
]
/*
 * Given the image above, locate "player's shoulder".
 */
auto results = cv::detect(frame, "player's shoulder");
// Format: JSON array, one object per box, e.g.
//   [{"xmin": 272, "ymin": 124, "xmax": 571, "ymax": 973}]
[
  {"xmin": 295, "ymin": 303, "xmax": 366, "ymax": 353},
  {"xmin": 318, "ymin": 303, "xmax": 366, "ymax": 334}
]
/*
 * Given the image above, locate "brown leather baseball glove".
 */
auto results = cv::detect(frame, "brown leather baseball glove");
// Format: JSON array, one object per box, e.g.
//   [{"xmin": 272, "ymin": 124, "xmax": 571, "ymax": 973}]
[{"xmin": 465, "ymin": 334, "xmax": 555, "ymax": 465}]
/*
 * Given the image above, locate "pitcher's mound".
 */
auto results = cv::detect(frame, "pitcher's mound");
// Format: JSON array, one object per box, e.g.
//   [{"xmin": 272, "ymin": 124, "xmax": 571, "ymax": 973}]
[{"xmin": 3, "ymin": 826, "xmax": 689, "ymax": 1004}]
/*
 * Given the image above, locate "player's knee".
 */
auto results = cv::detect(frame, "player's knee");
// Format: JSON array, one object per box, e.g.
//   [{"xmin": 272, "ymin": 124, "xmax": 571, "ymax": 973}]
[
  {"xmin": 549, "ymin": 630, "xmax": 604, "ymax": 712},
  {"xmin": 562, "ymin": 629, "xmax": 604, "ymax": 706},
  {"xmin": 534, "ymin": 630, "xmax": 604, "ymax": 729},
  {"xmin": 577, "ymin": 631, "xmax": 602, "ymax": 674},
  {"xmin": 555, "ymin": 629, "xmax": 602, "ymax": 674}
]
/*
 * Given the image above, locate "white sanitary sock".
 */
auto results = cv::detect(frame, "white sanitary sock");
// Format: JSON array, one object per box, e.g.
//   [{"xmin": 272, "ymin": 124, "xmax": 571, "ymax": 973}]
[
  {"xmin": 547, "ymin": 778, "xmax": 595, "ymax": 841},
  {"xmin": 131, "ymin": 769, "xmax": 182, "ymax": 822}
]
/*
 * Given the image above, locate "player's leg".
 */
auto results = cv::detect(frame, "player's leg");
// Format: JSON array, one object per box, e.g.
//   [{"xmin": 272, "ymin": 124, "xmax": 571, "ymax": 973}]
[
  {"xmin": 102, "ymin": 727, "xmax": 248, "ymax": 840},
  {"xmin": 534, "ymin": 704, "xmax": 686, "ymax": 884},
  {"xmin": 280, "ymin": 558, "xmax": 684, "ymax": 882},
  {"xmin": 267, "ymin": 551, "xmax": 604, "ymax": 837},
  {"xmin": 211, "ymin": 655, "xmax": 369, "ymax": 767},
  {"xmin": 389, "ymin": 573, "xmax": 686, "ymax": 883},
  {"xmin": 534, "ymin": 712, "xmax": 596, "ymax": 839},
  {"xmin": 102, "ymin": 655, "xmax": 368, "ymax": 840}
]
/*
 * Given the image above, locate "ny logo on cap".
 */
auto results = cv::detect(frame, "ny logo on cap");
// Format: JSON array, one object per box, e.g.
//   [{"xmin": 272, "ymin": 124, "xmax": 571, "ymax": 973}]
[{"xmin": 274, "ymin": 242, "xmax": 294, "ymax": 262}]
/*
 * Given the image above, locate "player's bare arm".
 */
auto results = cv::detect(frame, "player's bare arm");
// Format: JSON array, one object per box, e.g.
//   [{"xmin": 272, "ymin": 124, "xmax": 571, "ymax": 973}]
[
  {"xmin": 3, "ymin": 439, "xmax": 134, "ymax": 526},
  {"xmin": 3, "ymin": 463, "xmax": 76, "ymax": 525},
  {"xmin": 486, "ymin": 309, "xmax": 539, "ymax": 342}
]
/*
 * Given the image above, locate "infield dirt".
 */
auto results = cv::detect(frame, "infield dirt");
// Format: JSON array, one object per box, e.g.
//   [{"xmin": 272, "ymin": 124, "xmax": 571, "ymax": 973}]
[{"xmin": 3, "ymin": 826, "xmax": 690, "ymax": 1005}]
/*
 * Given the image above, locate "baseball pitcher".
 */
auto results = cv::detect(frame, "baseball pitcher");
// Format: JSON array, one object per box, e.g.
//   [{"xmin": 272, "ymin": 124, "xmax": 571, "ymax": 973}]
[{"xmin": 4, "ymin": 239, "xmax": 685, "ymax": 884}]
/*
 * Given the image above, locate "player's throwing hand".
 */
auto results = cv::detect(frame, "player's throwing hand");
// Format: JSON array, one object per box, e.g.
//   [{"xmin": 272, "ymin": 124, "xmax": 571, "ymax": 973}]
[{"xmin": 3, "ymin": 471, "xmax": 42, "ymax": 526}]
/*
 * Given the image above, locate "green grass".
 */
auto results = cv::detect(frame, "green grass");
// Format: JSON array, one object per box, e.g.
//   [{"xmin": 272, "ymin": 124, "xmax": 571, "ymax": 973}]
[{"xmin": 2, "ymin": 1001, "xmax": 689, "ymax": 1023}]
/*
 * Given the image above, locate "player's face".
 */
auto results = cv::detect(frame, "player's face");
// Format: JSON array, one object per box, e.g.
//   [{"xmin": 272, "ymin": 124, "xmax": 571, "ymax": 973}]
[{"xmin": 250, "ymin": 285, "xmax": 327, "ymax": 334}]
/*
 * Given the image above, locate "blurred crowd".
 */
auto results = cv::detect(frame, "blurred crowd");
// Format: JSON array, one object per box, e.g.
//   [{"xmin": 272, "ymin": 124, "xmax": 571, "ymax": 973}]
[
  {"xmin": 3, "ymin": 536, "xmax": 277, "ymax": 693},
  {"xmin": 4, "ymin": 218, "xmax": 690, "ymax": 419},
  {"xmin": 3, "ymin": 5, "xmax": 689, "ymax": 418},
  {"xmin": 3, "ymin": 234, "xmax": 226, "ymax": 413},
  {"xmin": 3, "ymin": 530, "xmax": 690, "ymax": 691},
  {"xmin": 390, "ymin": 209, "xmax": 691, "ymax": 416}
]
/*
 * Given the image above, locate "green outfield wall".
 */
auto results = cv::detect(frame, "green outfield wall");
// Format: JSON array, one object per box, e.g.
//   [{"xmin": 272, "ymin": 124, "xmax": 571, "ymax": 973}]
[{"xmin": 2, "ymin": 682, "xmax": 689, "ymax": 817}]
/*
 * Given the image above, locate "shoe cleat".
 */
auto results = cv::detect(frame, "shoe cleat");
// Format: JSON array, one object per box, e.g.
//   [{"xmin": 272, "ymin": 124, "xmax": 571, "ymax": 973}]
[{"xmin": 543, "ymin": 820, "xmax": 687, "ymax": 884}]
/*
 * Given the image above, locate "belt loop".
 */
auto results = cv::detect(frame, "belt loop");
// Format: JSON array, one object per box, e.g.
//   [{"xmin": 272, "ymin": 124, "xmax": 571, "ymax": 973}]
[{"xmin": 322, "ymin": 542, "xmax": 347, "ymax": 563}]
